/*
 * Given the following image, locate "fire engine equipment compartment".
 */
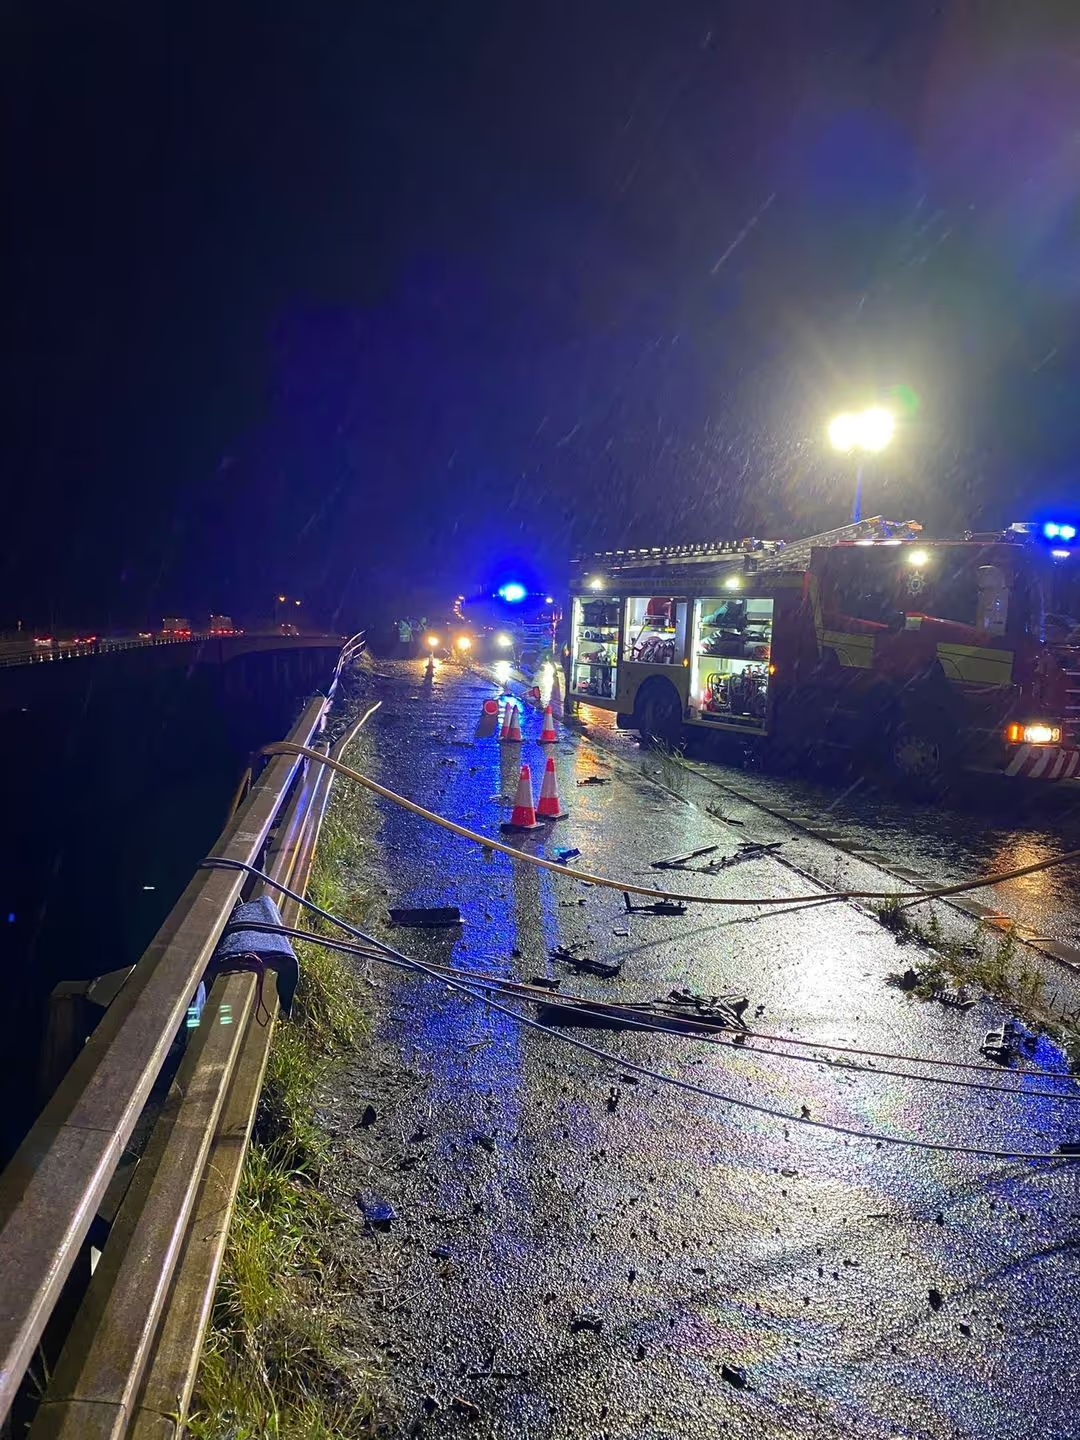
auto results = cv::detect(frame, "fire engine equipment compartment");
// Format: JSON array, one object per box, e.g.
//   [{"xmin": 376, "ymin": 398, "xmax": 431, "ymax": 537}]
[
  {"xmin": 571, "ymin": 595, "xmax": 620, "ymax": 698},
  {"xmin": 691, "ymin": 594, "xmax": 773, "ymax": 728},
  {"xmin": 622, "ymin": 596, "xmax": 688, "ymax": 665}
]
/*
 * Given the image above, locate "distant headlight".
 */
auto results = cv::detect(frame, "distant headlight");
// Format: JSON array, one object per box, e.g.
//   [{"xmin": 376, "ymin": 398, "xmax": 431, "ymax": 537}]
[
  {"xmin": 426, "ymin": 634, "xmax": 440, "ymax": 648},
  {"xmin": 456, "ymin": 635, "xmax": 472, "ymax": 651},
  {"xmin": 1006, "ymin": 722, "xmax": 1061, "ymax": 745},
  {"xmin": 495, "ymin": 633, "xmax": 513, "ymax": 649}
]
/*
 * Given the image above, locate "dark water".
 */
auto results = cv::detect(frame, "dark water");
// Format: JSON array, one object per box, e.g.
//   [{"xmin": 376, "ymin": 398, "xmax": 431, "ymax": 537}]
[{"xmin": 0, "ymin": 650, "xmax": 333, "ymax": 1163}]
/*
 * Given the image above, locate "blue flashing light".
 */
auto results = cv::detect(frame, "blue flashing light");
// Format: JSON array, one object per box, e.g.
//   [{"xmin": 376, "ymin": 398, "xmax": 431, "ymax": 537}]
[
  {"xmin": 498, "ymin": 582, "xmax": 527, "ymax": 604},
  {"xmin": 1044, "ymin": 522, "xmax": 1077, "ymax": 541},
  {"xmin": 1062, "ymin": 525, "xmax": 1077, "ymax": 541}
]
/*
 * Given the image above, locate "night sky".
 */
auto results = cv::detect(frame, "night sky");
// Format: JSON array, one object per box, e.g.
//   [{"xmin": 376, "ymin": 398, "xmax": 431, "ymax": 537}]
[{"xmin": 5, "ymin": 2, "xmax": 1080, "ymax": 629}]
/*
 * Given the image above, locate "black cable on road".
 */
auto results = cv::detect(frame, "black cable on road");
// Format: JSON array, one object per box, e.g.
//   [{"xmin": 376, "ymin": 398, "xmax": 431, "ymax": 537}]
[
  {"xmin": 201, "ymin": 858, "xmax": 1080, "ymax": 1162},
  {"xmin": 228, "ymin": 917, "xmax": 1080, "ymax": 1107}
]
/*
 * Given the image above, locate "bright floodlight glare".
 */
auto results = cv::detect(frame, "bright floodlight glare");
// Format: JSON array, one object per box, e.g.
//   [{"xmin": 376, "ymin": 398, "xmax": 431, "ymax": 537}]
[
  {"xmin": 907, "ymin": 549, "xmax": 929, "ymax": 567},
  {"xmin": 456, "ymin": 635, "xmax": 472, "ymax": 651},
  {"xmin": 545, "ymin": 595, "xmax": 554, "ymax": 604},
  {"xmin": 587, "ymin": 576, "xmax": 604, "ymax": 591},
  {"xmin": 857, "ymin": 406, "xmax": 895, "ymax": 452},
  {"xmin": 495, "ymin": 632, "xmax": 513, "ymax": 648},
  {"xmin": 828, "ymin": 406, "xmax": 895, "ymax": 454},
  {"xmin": 1052, "ymin": 548, "xmax": 1071, "ymax": 559},
  {"xmin": 494, "ymin": 659, "xmax": 512, "ymax": 684},
  {"xmin": 426, "ymin": 633, "xmax": 439, "ymax": 648},
  {"xmin": 723, "ymin": 575, "xmax": 742, "ymax": 590},
  {"xmin": 827, "ymin": 413, "xmax": 859, "ymax": 453}
]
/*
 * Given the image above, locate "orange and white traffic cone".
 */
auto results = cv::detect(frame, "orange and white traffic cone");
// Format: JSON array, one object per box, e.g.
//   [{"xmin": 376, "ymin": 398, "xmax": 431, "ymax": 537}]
[
  {"xmin": 499, "ymin": 698, "xmax": 523, "ymax": 743},
  {"xmin": 536, "ymin": 756, "xmax": 567, "ymax": 820},
  {"xmin": 474, "ymin": 698, "xmax": 500, "ymax": 739},
  {"xmin": 501, "ymin": 764, "xmax": 540, "ymax": 831},
  {"xmin": 539, "ymin": 704, "xmax": 559, "ymax": 743}
]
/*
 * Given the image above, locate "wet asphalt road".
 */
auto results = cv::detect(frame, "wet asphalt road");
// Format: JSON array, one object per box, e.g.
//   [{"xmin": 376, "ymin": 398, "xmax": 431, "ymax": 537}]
[
  {"xmin": 596, "ymin": 717, "xmax": 1080, "ymax": 951},
  {"xmin": 326, "ymin": 660, "xmax": 1080, "ymax": 1440}
]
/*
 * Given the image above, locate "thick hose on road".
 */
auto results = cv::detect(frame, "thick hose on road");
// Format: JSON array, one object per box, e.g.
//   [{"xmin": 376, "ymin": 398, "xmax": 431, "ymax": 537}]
[
  {"xmin": 203, "ymin": 856, "xmax": 1079, "ymax": 1162},
  {"xmin": 262, "ymin": 741, "xmax": 1080, "ymax": 910}
]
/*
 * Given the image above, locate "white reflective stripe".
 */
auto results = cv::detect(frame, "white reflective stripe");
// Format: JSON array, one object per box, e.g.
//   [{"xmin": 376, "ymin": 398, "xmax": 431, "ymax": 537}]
[
  {"xmin": 1028, "ymin": 748, "xmax": 1053, "ymax": 778},
  {"xmin": 1067, "ymin": 752, "xmax": 1080, "ymax": 779},
  {"xmin": 1050, "ymin": 750, "xmax": 1069, "ymax": 779},
  {"xmin": 1005, "ymin": 745, "xmax": 1031, "ymax": 777}
]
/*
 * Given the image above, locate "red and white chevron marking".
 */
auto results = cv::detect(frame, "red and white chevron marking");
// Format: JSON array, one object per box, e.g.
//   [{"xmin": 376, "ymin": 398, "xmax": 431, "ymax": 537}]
[{"xmin": 1004, "ymin": 745, "xmax": 1080, "ymax": 779}]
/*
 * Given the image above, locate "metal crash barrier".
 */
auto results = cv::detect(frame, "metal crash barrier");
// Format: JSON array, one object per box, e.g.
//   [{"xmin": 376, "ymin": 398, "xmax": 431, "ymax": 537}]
[{"xmin": 0, "ymin": 631, "xmax": 366, "ymax": 1439}]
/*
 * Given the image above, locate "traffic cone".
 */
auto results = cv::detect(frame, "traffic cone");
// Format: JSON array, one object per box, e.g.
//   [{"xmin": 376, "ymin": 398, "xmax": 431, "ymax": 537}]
[
  {"xmin": 499, "ymin": 698, "xmax": 523, "ymax": 743},
  {"xmin": 536, "ymin": 756, "xmax": 567, "ymax": 819},
  {"xmin": 474, "ymin": 698, "xmax": 500, "ymax": 739},
  {"xmin": 501, "ymin": 764, "xmax": 540, "ymax": 831},
  {"xmin": 539, "ymin": 704, "xmax": 559, "ymax": 743}
]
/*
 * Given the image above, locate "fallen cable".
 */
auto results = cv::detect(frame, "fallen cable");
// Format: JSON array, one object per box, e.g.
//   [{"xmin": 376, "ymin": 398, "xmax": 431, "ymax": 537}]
[
  {"xmin": 229, "ymin": 917, "xmax": 1080, "ymax": 1105},
  {"xmin": 201, "ymin": 857, "xmax": 1080, "ymax": 1162},
  {"xmin": 260, "ymin": 741, "xmax": 1080, "ymax": 910}
]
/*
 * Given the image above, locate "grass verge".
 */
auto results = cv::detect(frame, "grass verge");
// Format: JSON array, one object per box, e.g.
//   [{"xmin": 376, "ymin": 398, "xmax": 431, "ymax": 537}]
[
  {"xmin": 873, "ymin": 896, "xmax": 1080, "ymax": 1068},
  {"xmin": 186, "ymin": 719, "xmax": 382, "ymax": 1440}
]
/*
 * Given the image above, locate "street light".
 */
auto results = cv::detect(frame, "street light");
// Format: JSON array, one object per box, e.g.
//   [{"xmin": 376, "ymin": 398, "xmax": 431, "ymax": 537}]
[{"xmin": 827, "ymin": 406, "xmax": 896, "ymax": 521}]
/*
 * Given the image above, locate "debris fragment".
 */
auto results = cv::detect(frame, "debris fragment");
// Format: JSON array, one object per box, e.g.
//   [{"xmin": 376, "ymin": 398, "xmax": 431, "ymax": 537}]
[
  {"xmin": 359, "ymin": 1197, "xmax": 396, "ymax": 1230},
  {"xmin": 577, "ymin": 775, "xmax": 610, "ymax": 786},
  {"xmin": 623, "ymin": 892, "xmax": 688, "ymax": 916},
  {"xmin": 800, "ymin": 1105, "xmax": 811, "ymax": 1120},
  {"xmin": 550, "ymin": 943, "xmax": 622, "ymax": 979},
  {"xmin": 651, "ymin": 844, "xmax": 720, "ymax": 870},
  {"xmin": 360, "ymin": 1104, "xmax": 377, "ymax": 1128},
  {"xmin": 720, "ymin": 1363, "xmax": 748, "ymax": 1389},
  {"xmin": 980, "ymin": 1027, "xmax": 1014, "ymax": 1063},
  {"xmin": 389, "ymin": 906, "xmax": 463, "ymax": 928},
  {"xmin": 780, "ymin": 1168, "xmax": 798, "ymax": 1179},
  {"xmin": 959, "ymin": 1323, "xmax": 972, "ymax": 1337},
  {"xmin": 472, "ymin": 1134, "xmax": 497, "ymax": 1153},
  {"xmin": 606, "ymin": 1086, "xmax": 620, "ymax": 1113},
  {"xmin": 450, "ymin": 1396, "xmax": 480, "ymax": 1421},
  {"xmin": 528, "ymin": 975, "xmax": 561, "ymax": 991},
  {"xmin": 928, "ymin": 1288, "xmax": 944, "ymax": 1311},
  {"xmin": 554, "ymin": 847, "xmax": 581, "ymax": 863},
  {"xmin": 569, "ymin": 1311, "xmax": 603, "ymax": 1335}
]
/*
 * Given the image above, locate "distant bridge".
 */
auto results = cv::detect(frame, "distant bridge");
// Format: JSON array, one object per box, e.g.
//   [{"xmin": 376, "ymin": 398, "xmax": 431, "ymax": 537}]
[{"xmin": 0, "ymin": 631, "xmax": 348, "ymax": 668}]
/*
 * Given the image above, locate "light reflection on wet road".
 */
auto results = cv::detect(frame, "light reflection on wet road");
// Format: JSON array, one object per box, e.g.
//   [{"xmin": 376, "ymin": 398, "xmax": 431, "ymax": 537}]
[
  {"xmin": 333, "ymin": 661, "xmax": 1080, "ymax": 1440},
  {"xmin": 586, "ymin": 707, "xmax": 1080, "ymax": 947}
]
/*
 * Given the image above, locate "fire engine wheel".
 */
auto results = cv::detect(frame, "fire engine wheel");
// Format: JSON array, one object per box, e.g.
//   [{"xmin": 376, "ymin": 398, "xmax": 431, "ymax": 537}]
[
  {"xmin": 888, "ymin": 719, "xmax": 948, "ymax": 789},
  {"xmin": 635, "ymin": 678, "xmax": 684, "ymax": 750}
]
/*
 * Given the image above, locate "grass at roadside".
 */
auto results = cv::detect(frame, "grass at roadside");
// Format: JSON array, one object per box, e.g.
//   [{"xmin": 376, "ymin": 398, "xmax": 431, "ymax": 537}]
[
  {"xmin": 186, "ymin": 719, "xmax": 383, "ymax": 1440},
  {"xmin": 873, "ymin": 895, "xmax": 1080, "ymax": 1068}
]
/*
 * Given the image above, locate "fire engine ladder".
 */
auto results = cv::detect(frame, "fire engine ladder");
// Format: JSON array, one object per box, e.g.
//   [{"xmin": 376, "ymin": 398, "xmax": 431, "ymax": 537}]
[{"xmin": 747, "ymin": 516, "xmax": 908, "ymax": 574}]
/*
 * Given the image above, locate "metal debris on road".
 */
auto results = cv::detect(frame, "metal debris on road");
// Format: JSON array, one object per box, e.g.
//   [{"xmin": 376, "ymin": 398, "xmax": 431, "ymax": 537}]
[
  {"xmin": 389, "ymin": 905, "xmax": 464, "ymax": 928},
  {"xmin": 577, "ymin": 775, "xmax": 610, "ymax": 786},
  {"xmin": 651, "ymin": 844, "xmax": 721, "ymax": 870},
  {"xmin": 720, "ymin": 1363, "xmax": 748, "ymax": 1389},
  {"xmin": 554, "ymin": 847, "xmax": 581, "ymax": 863},
  {"xmin": 569, "ymin": 1312, "xmax": 604, "ymax": 1334},
  {"xmin": 528, "ymin": 975, "xmax": 561, "ymax": 991},
  {"xmin": 550, "ymin": 943, "xmax": 623, "ymax": 980},
  {"xmin": 623, "ymin": 892, "xmax": 688, "ymax": 916}
]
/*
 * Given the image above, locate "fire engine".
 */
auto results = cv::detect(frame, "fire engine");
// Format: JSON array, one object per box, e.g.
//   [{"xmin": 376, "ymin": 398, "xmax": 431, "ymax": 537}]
[{"xmin": 566, "ymin": 518, "xmax": 1080, "ymax": 787}]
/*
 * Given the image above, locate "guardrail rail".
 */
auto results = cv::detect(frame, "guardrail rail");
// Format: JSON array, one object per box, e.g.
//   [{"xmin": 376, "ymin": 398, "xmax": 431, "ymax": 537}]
[{"xmin": 0, "ymin": 631, "xmax": 366, "ymax": 1439}]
